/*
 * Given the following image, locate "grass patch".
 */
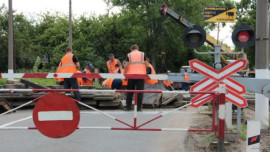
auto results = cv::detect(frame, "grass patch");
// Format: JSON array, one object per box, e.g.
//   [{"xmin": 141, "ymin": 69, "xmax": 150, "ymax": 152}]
[
  {"xmin": 240, "ymin": 123, "xmax": 247, "ymax": 140},
  {"xmin": 200, "ymin": 135, "xmax": 217, "ymax": 146},
  {"xmin": 93, "ymin": 82, "xmax": 101, "ymax": 88},
  {"xmin": 26, "ymin": 78, "xmax": 57, "ymax": 86},
  {"xmin": 0, "ymin": 79, "xmax": 7, "ymax": 85}
]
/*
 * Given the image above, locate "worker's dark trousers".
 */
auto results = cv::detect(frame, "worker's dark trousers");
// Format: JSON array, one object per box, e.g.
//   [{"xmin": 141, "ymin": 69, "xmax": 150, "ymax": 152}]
[
  {"xmin": 112, "ymin": 78, "xmax": 122, "ymax": 89},
  {"xmin": 126, "ymin": 79, "xmax": 144, "ymax": 110},
  {"xmin": 64, "ymin": 78, "xmax": 81, "ymax": 101}
]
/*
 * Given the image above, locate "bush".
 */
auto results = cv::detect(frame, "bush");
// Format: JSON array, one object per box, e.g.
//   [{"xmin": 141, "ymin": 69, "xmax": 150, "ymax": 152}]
[{"xmin": 33, "ymin": 56, "xmax": 41, "ymax": 72}]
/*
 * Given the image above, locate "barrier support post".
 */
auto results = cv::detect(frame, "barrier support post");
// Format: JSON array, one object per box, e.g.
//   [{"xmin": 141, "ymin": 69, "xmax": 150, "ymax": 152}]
[
  {"xmin": 134, "ymin": 92, "xmax": 138, "ymax": 128},
  {"xmin": 218, "ymin": 89, "xmax": 226, "ymax": 152}
]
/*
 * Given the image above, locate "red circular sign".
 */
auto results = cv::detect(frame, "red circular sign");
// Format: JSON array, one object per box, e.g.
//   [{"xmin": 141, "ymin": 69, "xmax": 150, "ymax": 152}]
[{"xmin": 33, "ymin": 92, "xmax": 80, "ymax": 138}]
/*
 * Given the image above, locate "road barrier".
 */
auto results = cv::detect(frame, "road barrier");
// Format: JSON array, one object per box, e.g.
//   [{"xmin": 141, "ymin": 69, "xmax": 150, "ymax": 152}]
[
  {"xmin": 0, "ymin": 73, "xmax": 169, "ymax": 80},
  {"xmin": 0, "ymin": 89, "xmax": 220, "ymax": 136}
]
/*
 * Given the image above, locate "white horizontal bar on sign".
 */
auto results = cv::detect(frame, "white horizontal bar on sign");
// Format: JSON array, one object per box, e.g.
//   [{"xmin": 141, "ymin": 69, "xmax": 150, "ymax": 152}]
[
  {"xmin": 161, "ymin": 128, "xmax": 189, "ymax": 131},
  {"xmin": 38, "ymin": 111, "xmax": 73, "ymax": 121}
]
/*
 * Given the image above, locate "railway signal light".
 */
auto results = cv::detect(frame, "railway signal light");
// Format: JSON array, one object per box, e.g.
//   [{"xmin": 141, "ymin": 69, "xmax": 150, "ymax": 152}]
[
  {"xmin": 232, "ymin": 25, "xmax": 255, "ymax": 48},
  {"xmin": 183, "ymin": 25, "xmax": 206, "ymax": 49}
]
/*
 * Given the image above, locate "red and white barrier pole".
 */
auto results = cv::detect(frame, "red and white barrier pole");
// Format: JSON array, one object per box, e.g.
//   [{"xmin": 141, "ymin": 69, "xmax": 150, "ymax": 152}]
[{"xmin": 218, "ymin": 84, "xmax": 226, "ymax": 152}]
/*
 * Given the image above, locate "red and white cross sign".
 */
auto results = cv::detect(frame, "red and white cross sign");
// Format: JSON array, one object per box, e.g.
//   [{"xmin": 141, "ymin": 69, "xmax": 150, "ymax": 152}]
[
  {"xmin": 33, "ymin": 92, "xmax": 80, "ymax": 138},
  {"xmin": 189, "ymin": 59, "xmax": 248, "ymax": 107}
]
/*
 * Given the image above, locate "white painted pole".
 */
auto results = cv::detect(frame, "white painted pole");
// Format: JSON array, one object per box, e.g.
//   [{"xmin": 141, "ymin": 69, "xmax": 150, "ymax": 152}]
[
  {"xmin": 255, "ymin": 70, "xmax": 269, "ymax": 129},
  {"xmin": 246, "ymin": 121, "xmax": 261, "ymax": 152},
  {"xmin": 255, "ymin": 0, "xmax": 269, "ymax": 129}
]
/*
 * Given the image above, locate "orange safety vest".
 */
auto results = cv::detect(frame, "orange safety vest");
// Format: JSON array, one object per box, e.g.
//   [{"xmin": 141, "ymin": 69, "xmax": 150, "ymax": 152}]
[
  {"xmin": 102, "ymin": 78, "xmax": 114, "ymax": 88},
  {"xmin": 55, "ymin": 62, "xmax": 64, "ymax": 82},
  {"xmin": 163, "ymin": 80, "xmax": 173, "ymax": 87},
  {"xmin": 184, "ymin": 72, "xmax": 189, "ymax": 82},
  {"xmin": 113, "ymin": 67, "xmax": 122, "ymax": 74},
  {"xmin": 126, "ymin": 50, "xmax": 146, "ymax": 74},
  {"xmin": 77, "ymin": 70, "xmax": 83, "ymax": 85},
  {"xmin": 120, "ymin": 68, "xmax": 128, "ymax": 86},
  {"xmin": 145, "ymin": 64, "xmax": 158, "ymax": 85},
  {"xmin": 107, "ymin": 59, "xmax": 120, "ymax": 74},
  {"xmin": 58, "ymin": 52, "xmax": 77, "ymax": 73},
  {"xmin": 82, "ymin": 68, "xmax": 93, "ymax": 85}
]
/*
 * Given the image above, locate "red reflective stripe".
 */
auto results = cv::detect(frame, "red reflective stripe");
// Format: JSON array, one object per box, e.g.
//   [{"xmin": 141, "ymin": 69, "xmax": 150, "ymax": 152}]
[
  {"xmin": 124, "ymin": 74, "xmax": 149, "ymax": 79},
  {"xmin": 0, "ymin": 73, "xmax": 2, "ymax": 78},
  {"xmin": 22, "ymin": 73, "xmax": 48, "ymax": 78}
]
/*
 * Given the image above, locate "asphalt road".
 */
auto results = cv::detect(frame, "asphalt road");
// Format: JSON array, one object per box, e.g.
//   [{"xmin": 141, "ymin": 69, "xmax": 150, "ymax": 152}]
[{"xmin": 0, "ymin": 108, "xmax": 199, "ymax": 152}]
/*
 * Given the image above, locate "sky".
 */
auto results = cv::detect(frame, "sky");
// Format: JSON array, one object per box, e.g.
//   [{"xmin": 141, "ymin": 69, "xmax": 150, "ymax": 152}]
[{"xmin": 0, "ymin": 0, "xmax": 239, "ymax": 48}]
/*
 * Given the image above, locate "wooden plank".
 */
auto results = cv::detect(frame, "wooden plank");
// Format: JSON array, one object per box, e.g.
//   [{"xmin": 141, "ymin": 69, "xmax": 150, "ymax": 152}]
[{"xmin": 0, "ymin": 98, "xmax": 13, "ymax": 113}]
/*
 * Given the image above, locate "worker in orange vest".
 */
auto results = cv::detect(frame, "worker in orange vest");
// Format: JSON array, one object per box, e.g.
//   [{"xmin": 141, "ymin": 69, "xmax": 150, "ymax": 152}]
[
  {"xmin": 77, "ymin": 70, "xmax": 83, "ymax": 85},
  {"xmin": 145, "ymin": 58, "xmax": 158, "ymax": 85},
  {"xmin": 107, "ymin": 53, "xmax": 122, "ymax": 73},
  {"xmin": 102, "ymin": 78, "xmax": 122, "ymax": 89},
  {"xmin": 82, "ymin": 62, "xmax": 94, "ymax": 85},
  {"xmin": 163, "ymin": 70, "xmax": 174, "ymax": 91},
  {"xmin": 121, "ymin": 61, "xmax": 128, "ymax": 88},
  {"xmin": 113, "ymin": 64, "xmax": 122, "ymax": 74},
  {"xmin": 124, "ymin": 44, "xmax": 147, "ymax": 111},
  {"xmin": 181, "ymin": 69, "xmax": 190, "ymax": 91},
  {"xmin": 58, "ymin": 47, "xmax": 81, "ymax": 101},
  {"xmin": 55, "ymin": 62, "xmax": 64, "ymax": 85}
]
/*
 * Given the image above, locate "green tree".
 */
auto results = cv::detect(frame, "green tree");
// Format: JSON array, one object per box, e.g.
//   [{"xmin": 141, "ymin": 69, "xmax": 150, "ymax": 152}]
[{"xmin": 105, "ymin": 0, "xmax": 227, "ymax": 72}]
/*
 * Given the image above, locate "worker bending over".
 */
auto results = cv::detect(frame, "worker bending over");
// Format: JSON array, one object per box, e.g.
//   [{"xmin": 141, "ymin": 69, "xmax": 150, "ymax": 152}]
[
  {"xmin": 102, "ymin": 78, "xmax": 122, "ymax": 89},
  {"xmin": 124, "ymin": 44, "xmax": 147, "ymax": 111}
]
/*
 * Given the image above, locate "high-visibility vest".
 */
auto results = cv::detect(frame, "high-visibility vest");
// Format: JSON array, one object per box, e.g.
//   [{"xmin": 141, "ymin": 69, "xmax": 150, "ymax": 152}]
[
  {"xmin": 82, "ymin": 68, "xmax": 93, "ymax": 85},
  {"xmin": 126, "ymin": 50, "xmax": 146, "ymax": 74},
  {"xmin": 120, "ymin": 67, "xmax": 128, "ymax": 86},
  {"xmin": 122, "ymin": 79, "xmax": 128, "ymax": 86},
  {"xmin": 145, "ymin": 64, "xmax": 158, "ymax": 85},
  {"xmin": 113, "ymin": 67, "xmax": 122, "ymax": 74},
  {"xmin": 102, "ymin": 78, "xmax": 114, "ymax": 88},
  {"xmin": 76, "ymin": 70, "xmax": 83, "ymax": 85},
  {"xmin": 184, "ymin": 72, "xmax": 189, "ymax": 82},
  {"xmin": 58, "ymin": 52, "xmax": 77, "ymax": 73},
  {"xmin": 163, "ymin": 80, "xmax": 173, "ymax": 87},
  {"xmin": 107, "ymin": 59, "xmax": 120, "ymax": 73},
  {"xmin": 55, "ymin": 62, "xmax": 64, "ymax": 82}
]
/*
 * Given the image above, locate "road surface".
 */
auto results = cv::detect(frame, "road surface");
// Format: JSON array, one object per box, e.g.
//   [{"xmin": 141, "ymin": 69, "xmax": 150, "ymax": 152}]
[{"xmin": 0, "ymin": 108, "xmax": 201, "ymax": 152}]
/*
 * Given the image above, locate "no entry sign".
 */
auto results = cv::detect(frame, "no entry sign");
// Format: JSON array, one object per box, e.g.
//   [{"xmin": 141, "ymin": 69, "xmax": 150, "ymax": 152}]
[{"xmin": 33, "ymin": 92, "xmax": 80, "ymax": 138}]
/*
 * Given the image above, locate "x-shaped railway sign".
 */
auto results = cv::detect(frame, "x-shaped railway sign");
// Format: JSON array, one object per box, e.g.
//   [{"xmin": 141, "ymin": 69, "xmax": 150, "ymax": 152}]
[{"xmin": 189, "ymin": 59, "xmax": 248, "ymax": 107}]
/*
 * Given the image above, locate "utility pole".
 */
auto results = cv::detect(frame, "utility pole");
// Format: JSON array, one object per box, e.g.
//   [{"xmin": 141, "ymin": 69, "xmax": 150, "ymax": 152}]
[
  {"xmin": 69, "ymin": 0, "xmax": 72, "ymax": 48},
  {"xmin": 255, "ymin": 0, "xmax": 269, "ymax": 129},
  {"xmin": 8, "ymin": 0, "xmax": 13, "ymax": 74}
]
